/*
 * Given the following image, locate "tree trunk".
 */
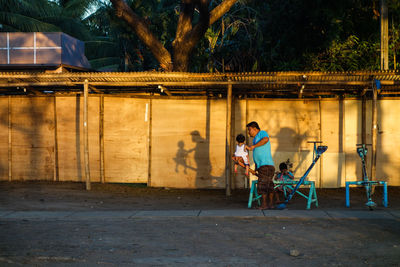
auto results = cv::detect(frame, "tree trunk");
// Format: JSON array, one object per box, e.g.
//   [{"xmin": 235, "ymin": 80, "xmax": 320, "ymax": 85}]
[
  {"xmin": 110, "ymin": 0, "xmax": 238, "ymax": 72},
  {"xmin": 110, "ymin": 0, "xmax": 173, "ymax": 71}
]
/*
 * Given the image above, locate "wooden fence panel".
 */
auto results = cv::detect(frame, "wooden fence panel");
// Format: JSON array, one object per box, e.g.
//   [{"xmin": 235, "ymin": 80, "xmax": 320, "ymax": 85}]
[
  {"xmin": 103, "ymin": 97, "xmax": 149, "ymax": 183},
  {"xmin": 11, "ymin": 97, "xmax": 54, "ymax": 180}
]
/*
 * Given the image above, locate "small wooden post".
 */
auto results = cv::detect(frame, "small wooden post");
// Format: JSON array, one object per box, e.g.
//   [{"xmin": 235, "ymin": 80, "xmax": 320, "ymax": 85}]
[
  {"xmin": 148, "ymin": 97, "xmax": 153, "ymax": 186},
  {"xmin": 84, "ymin": 80, "xmax": 91, "ymax": 190},
  {"xmin": 245, "ymin": 94, "xmax": 249, "ymax": 189},
  {"xmin": 231, "ymin": 95, "xmax": 236, "ymax": 190},
  {"xmin": 361, "ymin": 94, "xmax": 368, "ymax": 179},
  {"xmin": 53, "ymin": 95, "xmax": 59, "ymax": 181},
  {"xmin": 362, "ymin": 94, "xmax": 367, "ymax": 145},
  {"xmin": 318, "ymin": 98, "xmax": 323, "ymax": 188},
  {"xmin": 8, "ymin": 96, "xmax": 12, "ymax": 182},
  {"xmin": 371, "ymin": 84, "xmax": 378, "ymax": 182},
  {"xmin": 99, "ymin": 95, "xmax": 105, "ymax": 183},
  {"xmin": 226, "ymin": 82, "xmax": 233, "ymax": 196}
]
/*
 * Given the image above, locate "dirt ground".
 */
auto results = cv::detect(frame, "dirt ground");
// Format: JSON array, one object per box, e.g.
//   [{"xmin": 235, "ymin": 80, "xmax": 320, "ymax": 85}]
[
  {"xmin": 0, "ymin": 181, "xmax": 399, "ymax": 211},
  {"xmin": 0, "ymin": 181, "xmax": 399, "ymax": 266}
]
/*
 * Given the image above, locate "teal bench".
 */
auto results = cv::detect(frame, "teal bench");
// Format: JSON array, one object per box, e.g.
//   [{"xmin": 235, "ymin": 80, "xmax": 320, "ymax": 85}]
[{"xmin": 248, "ymin": 179, "xmax": 318, "ymax": 210}]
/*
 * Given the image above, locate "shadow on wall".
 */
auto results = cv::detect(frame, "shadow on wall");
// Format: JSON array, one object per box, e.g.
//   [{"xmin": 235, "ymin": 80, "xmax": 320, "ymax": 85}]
[
  {"xmin": 0, "ymin": 97, "xmax": 54, "ymax": 181},
  {"xmin": 171, "ymin": 98, "xmax": 226, "ymax": 189},
  {"xmin": 190, "ymin": 130, "xmax": 213, "ymax": 188},
  {"xmin": 173, "ymin": 140, "xmax": 196, "ymax": 174},
  {"xmin": 273, "ymin": 127, "xmax": 309, "ymax": 175},
  {"xmin": 375, "ymin": 101, "xmax": 388, "ymax": 183},
  {"xmin": 0, "ymin": 103, "xmax": 8, "ymax": 179},
  {"xmin": 173, "ymin": 130, "xmax": 224, "ymax": 188}
]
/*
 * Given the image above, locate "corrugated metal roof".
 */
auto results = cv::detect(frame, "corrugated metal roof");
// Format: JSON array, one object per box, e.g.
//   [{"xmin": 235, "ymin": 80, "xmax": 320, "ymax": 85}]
[{"xmin": 0, "ymin": 70, "xmax": 399, "ymax": 97}]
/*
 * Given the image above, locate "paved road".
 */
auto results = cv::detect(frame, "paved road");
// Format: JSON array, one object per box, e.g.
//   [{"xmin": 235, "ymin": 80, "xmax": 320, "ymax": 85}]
[
  {"xmin": 1, "ymin": 209, "xmax": 399, "ymax": 220},
  {"xmin": 1, "ymin": 209, "xmax": 399, "ymax": 266}
]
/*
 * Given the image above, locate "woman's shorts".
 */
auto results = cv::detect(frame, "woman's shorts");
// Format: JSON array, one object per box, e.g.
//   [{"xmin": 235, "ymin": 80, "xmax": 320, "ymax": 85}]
[{"xmin": 257, "ymin": 165, "xmax": 275, "ymax": 195}]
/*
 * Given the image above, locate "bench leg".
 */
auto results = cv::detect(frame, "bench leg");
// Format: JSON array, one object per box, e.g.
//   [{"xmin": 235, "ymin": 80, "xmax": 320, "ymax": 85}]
[
  {"xmin": 248, "ymin": 182, "xmax": 255, "ymax": 208},
  {"xmin": 383, "ymin": 182, "xmax": 388, "ymax": 207},
  {"xmin": 313, "ymin": 185, "xmax": 318, "ymax": 207},
  {"xmin": 345, "ymin": 182, "xmax": 350, "ymax": 207},
  {"xmin": 306, "ymin": 183, "xmax": 318, "ymax": 209},
  {"xmin": 307, "ymin": 186, "xmax": 313, "ymax": 210},
  {"xmin": 248, "ymin": 180, "xmax": 261, "ymax": 208}
]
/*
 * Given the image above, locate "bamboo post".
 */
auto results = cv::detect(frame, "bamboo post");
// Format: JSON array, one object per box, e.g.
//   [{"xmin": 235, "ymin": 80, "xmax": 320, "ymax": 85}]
[
  {"xmin": 362, "ymin": 94, "xmax": 367, "ymax": 145},
  {"xmin": 148, "ymin": 97, "xmax": 153, "ymax": 186},
  {"xmin": 99, "ymin": 95, "xmax": 105, "ymax": 183},
  {"xmin": 245, "ymin": 94, "xmax": 249, "ymax": 189},
  {"xmin": 231, "ymin": 96, "xmax": 236, "ymax": 190},
  {"xmin": 361, "ymin": 94, "xmax": 368, "ymax": 181},
  {"xmin": 8, "ymin": 96, "xmax": 12, "ymax": 182},
  {"xmin": 371, "ymin": 84, "xmax": 378, "ymax": 182},
  {"xmin": 318, "ymin": 98, "xmax": 323, "ymax": 188},
  {"xmin": 53, "ymin": 96, "xmax": 59, "ymax": 181},
  {"xmin": 225, "ymin": 82, "xmax": 232, "ymax": 196},
  {"xmin": 84, "ymin": 80, "xmax": 91, "ymax": 190}
]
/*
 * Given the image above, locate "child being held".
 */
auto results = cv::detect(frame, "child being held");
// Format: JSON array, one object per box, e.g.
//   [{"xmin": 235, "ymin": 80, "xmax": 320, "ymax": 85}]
[
  {"xmin": 232, "ymin": 134, "xmax": 255, "ymax": 176},
  {"xmin": 274, "ymin": 162, "xmax": 294, "ymax": 202}
]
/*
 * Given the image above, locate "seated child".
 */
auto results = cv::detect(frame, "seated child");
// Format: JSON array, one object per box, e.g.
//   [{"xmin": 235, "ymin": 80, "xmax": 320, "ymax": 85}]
[
  {"xmin": 232, "ymin": 134, "xmax": 255, "ymax": 176},
  {"xmin": 274, "ymin": 162, "xmax": 294, "ymax": 202}
]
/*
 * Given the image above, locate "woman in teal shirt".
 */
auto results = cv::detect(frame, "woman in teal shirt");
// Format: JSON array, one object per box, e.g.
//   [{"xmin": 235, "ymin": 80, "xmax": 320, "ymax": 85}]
[{"xmin": 246, "ymin": 121, "xmax": 275, "ymax": 209}]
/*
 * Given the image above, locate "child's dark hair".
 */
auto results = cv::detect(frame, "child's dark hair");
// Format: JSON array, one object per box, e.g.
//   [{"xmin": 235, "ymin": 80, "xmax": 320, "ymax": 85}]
[
  {"xmin": 236, "ymin": 134, "xmax": 245, "ymax": 143},
  {"xmin": 279, "ymin": 162, "xmax": 287, "ymax": 171}
]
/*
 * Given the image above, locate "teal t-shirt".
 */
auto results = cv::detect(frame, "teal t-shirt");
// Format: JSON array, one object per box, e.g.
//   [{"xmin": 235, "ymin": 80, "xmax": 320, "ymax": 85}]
[{"xmin": 252, "ymin": 130, "xmax": 274, "ymax": 168}]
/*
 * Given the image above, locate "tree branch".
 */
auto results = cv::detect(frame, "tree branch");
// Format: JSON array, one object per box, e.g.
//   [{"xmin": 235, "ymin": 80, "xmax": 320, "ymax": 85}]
[
  {"xmin": 177, "ymin": 0, "xmax": 238, "ymax": 52},
  {"xmin": 109, "ymin": 0, "xmax": 173, "ymax": 71},
  {"xmin": 183, "ymin": 0, "xmax": 210, "ymax": 51},
  {"xmin": 174, "ymin": 1, "xmax": 195, "ymax": 45},
  {"xmin": 209, "ymin": 0, "xmax": 238, "ymax": 25}
]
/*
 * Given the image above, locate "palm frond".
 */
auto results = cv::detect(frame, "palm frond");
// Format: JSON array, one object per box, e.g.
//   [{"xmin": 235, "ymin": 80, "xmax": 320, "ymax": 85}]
[
  {"xmin": 96, "ymin": 64, "xmax": 119, "ymax": 71},
  {"xmin": 43, "ymin": 16, "xmax": 92, "ymax": 40},
  {"xmin": 60, "ymin": 0, "xmax": 101, "ymax": 19},
  {"xmin": 85, "ymin": 40, "xmax": 118, "ymax": 59},
  {"xmin": 0, "ymin": 12, "xmax": 61, "ymax": 32},
  {"xmin": 6, "ymin": 0, "xmax": 61, "ymax": 18},
  {"xmin": 89, "ymin": 57, "xmax": 120, "ymax": 69}
]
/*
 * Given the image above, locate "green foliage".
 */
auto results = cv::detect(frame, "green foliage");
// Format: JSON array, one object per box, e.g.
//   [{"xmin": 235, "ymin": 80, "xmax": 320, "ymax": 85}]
[
  {"xmin": 2, "ymin": 0, "xmax": 400, "ymax": 72},
  {"xmin": 89, "ymin": 57, "xmax": 120, "ymax": 70},
  {"xmin": 191, "ymin": 1, "xmax": 261, "ymax": 72},
  {"xmin": 0, "ymin": 0, "xmax": 122, "ymax": 71},
  {"xmin": 57, "ymin": 0, "xmax": 99, "ymax": 19},
  {"xmin": 305, "ymin": 35, "xmax": 380, "ymax": 71},
  {"xmin": 0, "ymin": 0, "xmax": 61, "ymax": 32},
  {"xmin": 0, "ymin": 0, "xmax": 93, "ymax": 40}
]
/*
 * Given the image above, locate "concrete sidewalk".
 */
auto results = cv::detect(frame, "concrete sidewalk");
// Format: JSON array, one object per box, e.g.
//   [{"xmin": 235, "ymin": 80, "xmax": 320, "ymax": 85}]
[{"xmin": 0, "ymin": 209, "xmax": 399, "ymax": 220}]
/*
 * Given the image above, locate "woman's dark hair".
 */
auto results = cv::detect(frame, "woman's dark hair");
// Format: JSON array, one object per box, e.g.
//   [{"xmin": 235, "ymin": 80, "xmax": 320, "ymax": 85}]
[
  {"xmin": 246, "ymin": 121, "xmax": 260, "ymax": 130},
  {"xmin": 279, "ymin": 162, "xmax": 287, "ymax": 171},
  {"xmin": 236, "ymin": 133, "xmax": 245, "ymax": 143}
]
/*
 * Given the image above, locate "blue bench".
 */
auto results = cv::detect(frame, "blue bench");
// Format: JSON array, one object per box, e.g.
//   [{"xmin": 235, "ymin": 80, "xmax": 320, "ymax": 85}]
[
  {"xmin": 345, "ymin": 181, "xmax": 388, "ymax": 207},
  {"xmin": 248, "ymin": 179, "xmax": 318, "ymax": 210}
]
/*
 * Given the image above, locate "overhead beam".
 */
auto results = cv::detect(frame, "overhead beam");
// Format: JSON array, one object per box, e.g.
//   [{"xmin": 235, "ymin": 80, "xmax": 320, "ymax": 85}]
[
  {"xmin": 2, "ymin": 80, "xmax": 399, "ymax": 88},
  {"xmin": 88, "ymin": 84, "xmax": 102, "ymax": 94},
  {"xmin": 298, "ymin": 84, "xmax": 304, "ymax": 98},
  {"xmin": 158, "ymin": 85, "xmax": 172, "ymax": 96}
]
